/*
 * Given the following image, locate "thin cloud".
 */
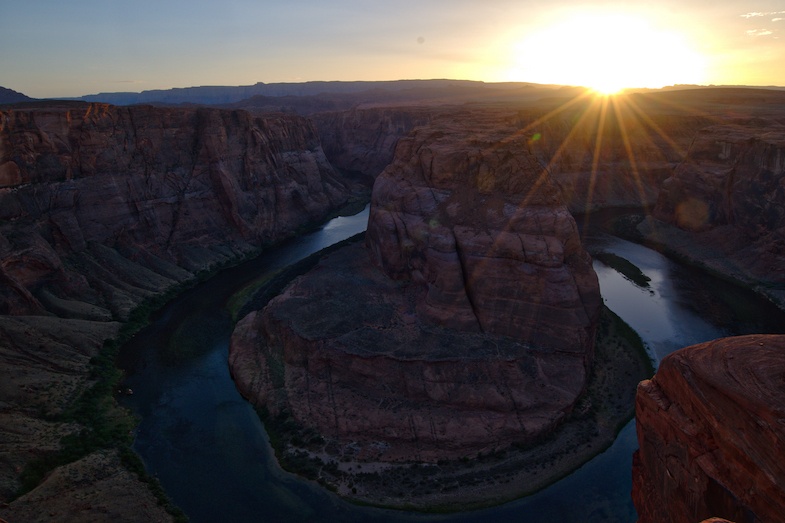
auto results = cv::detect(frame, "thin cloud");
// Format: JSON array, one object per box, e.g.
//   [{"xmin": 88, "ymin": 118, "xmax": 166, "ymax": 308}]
[
  {"xmin": 746, "ymin": 29, "xmax": 774, "ymax": 36},
  {"xmin": 773, "ymin": 17, "xmax": 784, "ymax": 22},
  {"xmin": 741, "ymin": 10, "xmax": 785, "ymax": 18}
]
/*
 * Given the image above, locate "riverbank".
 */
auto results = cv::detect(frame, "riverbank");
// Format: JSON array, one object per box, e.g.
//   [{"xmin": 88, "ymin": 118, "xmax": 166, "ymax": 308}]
[
  {"xmin": 0, "ymin": 198, "xmax": 370, "ymax": 523},
  {"xmin": 604, "ymin": 213, "xmax": 785, "ymax": 312},
  {"xmin": 248, "ymin": 299, "xmax": 652, "ymax": 511}
]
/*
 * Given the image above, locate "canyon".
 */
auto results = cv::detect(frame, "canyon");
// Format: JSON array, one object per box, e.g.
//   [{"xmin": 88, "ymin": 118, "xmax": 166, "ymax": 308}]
[
  {"xmin": 0, "ymin": 101, "xmax": 357, "ymax": 521},
  {"xmin": 1, "ymin": 84, "xmax": 785, "ymax": 521},
  {"xmin": 230, "ymin": 113, "xmax": 604, "ymax": 461},
  {"xmin": 228, "ymin": 111, "xmax": 652, "ymax": 508},
  {"xmin": 638, "ymin": 121, "xmax": 785, "ymax": 308}
]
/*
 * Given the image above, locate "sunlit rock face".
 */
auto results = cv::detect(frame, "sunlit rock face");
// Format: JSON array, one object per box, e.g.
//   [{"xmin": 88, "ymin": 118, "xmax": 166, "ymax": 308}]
[
  {"xmin": 230, "ymin": 115, "xmax": 601, "ymax": 461},
  {"xmin": 644, "ymin": 124, "xmax": 785, "ymax": 289},
  {"xmin": 632, "ymin": 335, "xmax": 785, "ymax": 523}
]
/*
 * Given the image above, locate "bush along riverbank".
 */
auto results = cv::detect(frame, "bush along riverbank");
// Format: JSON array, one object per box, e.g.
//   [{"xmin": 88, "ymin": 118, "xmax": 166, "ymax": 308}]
[
  {"xmin": 13, "ymin": 286, "xmax": 198, "ymax": 521},
  {"xmin": 9, "ymin": 201, "xmax": 371, "ymax": 522}
]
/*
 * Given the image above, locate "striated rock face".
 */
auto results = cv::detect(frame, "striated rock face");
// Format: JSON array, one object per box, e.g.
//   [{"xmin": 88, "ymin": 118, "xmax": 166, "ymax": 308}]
[
  {"xmin": 230, "ymin": 115, "xmax": 601, "ymax": 462},
  {"xmin": 0, "ymin": 102, "xmax": 354, "ymax": 510},
  {"xmin": 311, "ymin": 106, "xmax": 433, "ymax": 181},
  {"xmin": 632, "ymin": 334, "xmax": 785, "ymax": 523},
  {"xmin": 0, "ymin": 102, "xmax": 351, "ymax": 317},
  {"xmin": 366, "ymin": 118, "xmax": 601, "ymax": 350},
  {"xmin": 518, "ymin": 98, "xmax": 710, "ymax": 213},
  {"xmin": 640, "ymin": 123, "xmax": 785, "ymax": 303}
]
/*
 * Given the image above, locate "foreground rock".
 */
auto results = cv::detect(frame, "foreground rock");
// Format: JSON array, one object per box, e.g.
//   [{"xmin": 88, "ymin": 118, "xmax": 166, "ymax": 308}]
[
  {"xmin": 225, "ymin": 115, "xmax": 651, "ymax": 509},
  {"xmin": 633, "ymin": 334, "xmax": 785, "ymax": 523},
  {"xmin": 0, "ymin": 101, "xmax": 356, "ymax": 519}
]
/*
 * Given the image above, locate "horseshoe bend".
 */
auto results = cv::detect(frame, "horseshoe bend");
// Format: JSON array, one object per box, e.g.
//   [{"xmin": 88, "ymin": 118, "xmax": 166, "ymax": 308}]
[{"xmin": 229, "ymin": 117, "xmax": 651, "ymax": 509}]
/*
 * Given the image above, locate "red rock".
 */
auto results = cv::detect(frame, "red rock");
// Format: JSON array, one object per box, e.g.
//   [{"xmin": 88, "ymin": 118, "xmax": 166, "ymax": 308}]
[
  {"xmin": 230, "ymin": 115, "xmax": 601, "ymax": 462},
  {"xmin": 632, "ymin": 334, "xmax": 785, "ymax": 523},
  {"xmin": 643, "ymin": 124, "xmax": 785, "ymax": 295},
  {"xmin": 0, "ymin": 101, "xmax": 356, "ymax": 504},
  {"xmin": 0, "ymin": 102, "xmax": 354, "ymax": 316},
  {"xmin": 366, "ymin": 118, "xmax": 601, "ymax": 351}
]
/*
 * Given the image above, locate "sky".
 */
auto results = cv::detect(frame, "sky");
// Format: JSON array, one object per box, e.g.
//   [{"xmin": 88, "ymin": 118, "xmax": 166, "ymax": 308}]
[{"xmin": 2, "ymin": 0, "xmax": 785, "ymax": 99}]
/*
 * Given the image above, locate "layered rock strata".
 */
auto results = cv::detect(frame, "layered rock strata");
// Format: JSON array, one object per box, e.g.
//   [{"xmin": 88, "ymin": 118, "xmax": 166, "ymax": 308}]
[
  {"xmin": 638, "ymin": 123, "xmax": 785, "ymax": 305},
  {"xmin": 311, "ymin": 106, "xmax": 434, "ymax": 182},
  {"xmin": 632, "ymin": 334, "xmax": 785, "ymax": 523},
  {"xmin": 0, "ymin": 102, "xmax": 351, "ymax": 316},
  {"xmin": 0, "ymin": 102, "xmax": 354, "ymax": 515},
  {"xmin": 230, "ymin": 117, "xmax": 601, "ymax": 462}
]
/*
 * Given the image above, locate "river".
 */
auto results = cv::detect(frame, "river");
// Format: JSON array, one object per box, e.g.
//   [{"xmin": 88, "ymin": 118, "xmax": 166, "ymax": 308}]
[{"xmin": 118, "ymin": 206, "xmax": 785, "ymax": 522}]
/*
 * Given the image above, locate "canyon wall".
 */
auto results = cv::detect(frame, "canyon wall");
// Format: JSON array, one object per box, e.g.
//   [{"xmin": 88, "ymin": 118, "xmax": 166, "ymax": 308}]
[
  {"xmin": 311, "ymin": 106, "xmax": 434, "ymax": 182},
  {"xmin": 0, "ymin": 101, "xmax": 354, "ymax": 516},
  {"xmin": 312, "ymin": 95, "xmax": 714, "ymax": 214},
  {"xmin": 633, "ymin": 334, "xmax": 785, "ymax": 523},
  {"xmin": 0, "ymin": 102, "xmax": 352, "ymax": 317},
  {"xmin": 230, "ymin": 111, "xmax": 601, "ymax": 464},
  {"xmin": 637, "ymin": 123, "xmax": 785, "ymax": 306}
]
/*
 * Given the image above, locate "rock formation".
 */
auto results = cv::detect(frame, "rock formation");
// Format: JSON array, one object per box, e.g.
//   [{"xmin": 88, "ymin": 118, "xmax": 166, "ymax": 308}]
[
  {"xmin": 0, "ymin": 102, "xmax": 352, "ymax": 317},
  {"xmin": 637, "ymin": 122, "xmax": 785, "ymax": 306},
  {"xmin": 0, "ymin": 101, "xmax": 355, "ymax": 516},
  {"xmin": 311, "ymin": 106, "xmax": 434, "ymax": 182},
  {"xmin": 230, "ymin": 113, "xmax": 601, "ymax": 464},
  {"xmin": 632, "ymin": 334, "xmax": 785, "ymax": 523}
]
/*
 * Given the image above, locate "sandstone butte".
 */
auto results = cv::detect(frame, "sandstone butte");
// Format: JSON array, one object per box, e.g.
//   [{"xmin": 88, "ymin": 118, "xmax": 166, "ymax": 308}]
[
  {"xmin": 633, "ymin": 334, "xmax": 785, "ymax": 523},
  {"xmin": 0, "ymin": 102, "xmax": 357, "ymax": 520},
  {"xmin": 229, "ymin": 115, "xmax": 602, "ymax": 464}
]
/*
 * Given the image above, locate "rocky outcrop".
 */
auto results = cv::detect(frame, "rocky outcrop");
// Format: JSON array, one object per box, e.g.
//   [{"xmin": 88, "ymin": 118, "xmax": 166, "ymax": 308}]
[
  {"xmin": 632, "ymin": 334, "xmax": 785, "ymax": 523},
  {"xmin": 638, "ymin": 123, "xmax": 785, "ymax": 305},
  {"xmin": 311, "ymin": 106, "xmax": 434, "ymax": 182},
  {"xmin": 0, "ymin": 102, "xmax": 352, "ymax": 317},
  {"xmin": 230, "ymin": 114, "xmax": 601, "ymax": 464},
  {"xmin": 0, "ymin": 102, "xmax": 355, "ymax": 514},
  {"xmin": 366, "ymin": 116, "xmax": 601, "ymax": 350}
]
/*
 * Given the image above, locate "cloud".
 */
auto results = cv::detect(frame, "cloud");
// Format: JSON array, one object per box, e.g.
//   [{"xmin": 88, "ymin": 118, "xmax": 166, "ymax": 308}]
[
  {"xmin": 746, "ymin": 29, "xmax": 774, "ymax": 36},
  {"xmin": 773, "ymin": 17, "xmax": 784, "ymax": 22},
  {"xmin": 741, "ymin": 10, "xmax": 785, "ymax": 18}
]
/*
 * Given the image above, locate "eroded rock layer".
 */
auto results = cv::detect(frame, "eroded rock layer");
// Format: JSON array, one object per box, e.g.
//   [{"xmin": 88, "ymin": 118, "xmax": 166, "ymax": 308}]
[
  {"xmin": 632, "ymin": 334, "xmax": 785, "ymax": 523},
  {"xmin": 0, "ymin": 102, "xmax": 351, "ymax": 317},
  {"xmin": 0, "ymin": 102, "xmax": 354, "ymax": 513},
  {"xmin": 639, "ymin": 123, "xmax": 785, "ymax": 305},
  {"xmin": 230, "ymin": 117, "xmax": 601, "ymax": 462},
  {"xmin": 366, "ymin": 118, "xmax": 601, "ymax": 351}
]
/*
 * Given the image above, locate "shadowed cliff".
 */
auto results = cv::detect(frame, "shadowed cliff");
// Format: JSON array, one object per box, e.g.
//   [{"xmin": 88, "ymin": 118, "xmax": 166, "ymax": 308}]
[{"xmin": 0, "ymin": 101, "xmax": 357, "ymax": 519}]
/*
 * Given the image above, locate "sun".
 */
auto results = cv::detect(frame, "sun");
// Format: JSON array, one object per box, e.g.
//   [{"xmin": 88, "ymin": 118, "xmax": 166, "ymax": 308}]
[{"xmin": 506, "ymin": 10, "xmax": 706, "ymax": 93}]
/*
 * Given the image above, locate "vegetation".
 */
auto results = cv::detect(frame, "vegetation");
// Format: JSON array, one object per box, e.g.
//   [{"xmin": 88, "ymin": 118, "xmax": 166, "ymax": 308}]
[
  {"xmin": 253, "ymin": 305, "xmax": 654, "ymax": 512},
  {"xmin": 11, "ymin": 199, "xmax": 372, "ymax": 518},
  {"xmin": 13, "ymin": 284, "xmax": 201, "ymax": 519}
]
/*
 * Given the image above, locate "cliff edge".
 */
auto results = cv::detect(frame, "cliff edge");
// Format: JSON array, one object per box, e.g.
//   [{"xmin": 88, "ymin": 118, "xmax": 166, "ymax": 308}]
[{"xmin": 633, "ymin": 334, "xmax": 785, "ymax": 523}]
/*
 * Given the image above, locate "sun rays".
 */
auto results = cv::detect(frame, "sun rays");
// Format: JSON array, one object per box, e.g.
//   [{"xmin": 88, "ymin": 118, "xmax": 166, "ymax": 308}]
[{"xmin": 498, "ymin": 88, "xmax": 716, "ymax": 237}]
